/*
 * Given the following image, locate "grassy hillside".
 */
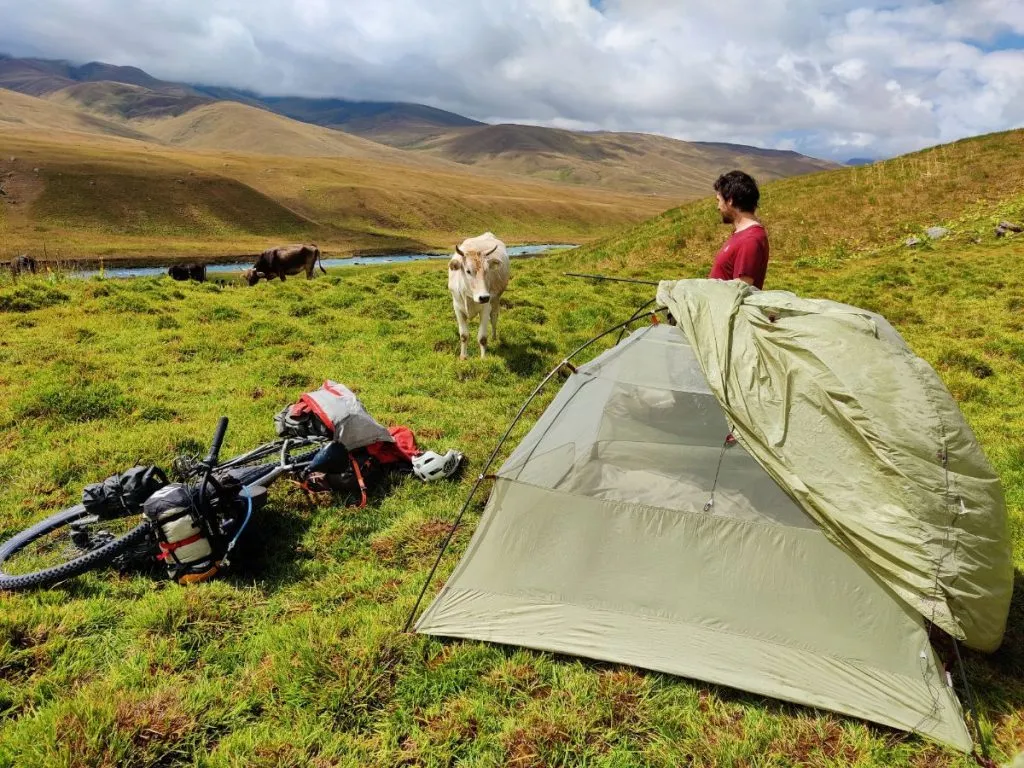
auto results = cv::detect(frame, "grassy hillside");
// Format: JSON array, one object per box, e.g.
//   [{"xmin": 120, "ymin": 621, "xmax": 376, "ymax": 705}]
[
  {"xmin": 0, "ymin": 148, "xmax": 1023, "ymax": 764},
  {"xmin": 0, "ymin": 127, "xmax": 667, "ymax": 260},
  {"xmin": 580, "ymin": 127, "xmax": 1024, "ymax": 278},
  {"xmin": 387, "ymin": 123, "xmax": 839, "ymax": 197}
]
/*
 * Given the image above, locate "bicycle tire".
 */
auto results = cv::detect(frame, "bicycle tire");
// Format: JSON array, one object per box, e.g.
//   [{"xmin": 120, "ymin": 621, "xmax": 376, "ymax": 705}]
[{"xmin": 0, "ymin": 504, "xmax": 153, "ymax": 592}]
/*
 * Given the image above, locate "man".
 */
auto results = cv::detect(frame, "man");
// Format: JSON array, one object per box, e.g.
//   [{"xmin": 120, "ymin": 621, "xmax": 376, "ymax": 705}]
[{"xmin": 708, "ymin": 171, "xmax": 769, "ymax": 289}]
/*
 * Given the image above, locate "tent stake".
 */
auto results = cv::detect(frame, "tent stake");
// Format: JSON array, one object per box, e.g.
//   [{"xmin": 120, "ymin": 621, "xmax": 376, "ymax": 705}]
[{"xmin": 403, "ymin": 306, "xmax": 668, "ymax": 633}]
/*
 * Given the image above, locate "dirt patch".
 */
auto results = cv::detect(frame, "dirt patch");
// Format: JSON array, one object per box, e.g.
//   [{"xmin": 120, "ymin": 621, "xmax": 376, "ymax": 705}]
[
  {"xmin": 773, "ymin": 717, "xmax": 861, "ymax": 766},
  {"xmin": 0, "ymin": 161, "xmax": 46, "ymax": 214},
  {"xmin": 505, "ymin": 719, "xmax": 572, "ymax": 768},
  {"xmin": 113, "ymin": 689, "xmax": 196, "ymax": 748}
]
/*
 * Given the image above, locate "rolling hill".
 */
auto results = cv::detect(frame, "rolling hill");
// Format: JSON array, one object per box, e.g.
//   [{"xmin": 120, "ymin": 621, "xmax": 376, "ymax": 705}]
[
  {"xmin": 0, "ymin": 100, "xmax": 668, "ymax": 260},
  {"xmin": 0, "ymin": 55, "xmax": 837, "ymax": 199},
  {"xmin": 0, "ymin": 87, "xmax": 155, "ymax": 141},
  {"xmin": 131, "ymin": 101, "xmax": 444, "ymax": 162},
  {"xmin": 47, "ymin": 81, "xmax": 210, "ymax": 120},
  {"xmin": 0, "ymin": 54, "xmax": 201, "ymax": 97},
  {"xmin": 390, "ymin": 124, "xmax": 840, "ymax": 196}
]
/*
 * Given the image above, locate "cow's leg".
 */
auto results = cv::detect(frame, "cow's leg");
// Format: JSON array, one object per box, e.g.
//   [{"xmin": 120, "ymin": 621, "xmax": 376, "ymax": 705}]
[
  {"xmin": 278, "ymin": 269, "xmax": 286, "ymax": 282},
  {"xmin": 454, "ymin": 306, "xmax": 470, "ymax": 360},
  {"xmin": 490, "ymin": 298, "xmax": 501, "ymax": 344},
  {"xmin": 477, "ymin": 304, "xmax": 492, "ymax": 359}
]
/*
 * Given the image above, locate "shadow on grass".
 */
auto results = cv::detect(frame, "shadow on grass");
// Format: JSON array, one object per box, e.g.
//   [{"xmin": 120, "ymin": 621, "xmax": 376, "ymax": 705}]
[
  {"xmin": 492, "ymin": 338, "xmax": 558, "ymax": 378},
  {"xmin": 223, "ymin": 471, "xmax": 416, "ymax": 593}
]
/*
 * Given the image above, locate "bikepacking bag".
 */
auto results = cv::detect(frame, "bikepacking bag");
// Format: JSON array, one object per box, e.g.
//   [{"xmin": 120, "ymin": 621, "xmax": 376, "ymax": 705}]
[
  {"xmin": 143, "ymin": 484, "xmax": 220, "ymax": 585},
  {"xmin": 301, "ymin": 425, "xmax": 421, "ymax": 506},
  {"xmin": 274, "ymin": 380, "xmax": 394, "ymax": 449},
  {"xmin": 82, "ymin": 465, "xmax": 167, "ymax": 519},
  {"xmin": 276, "ymin": 382, "xmax": 421, "ymax": 507}
]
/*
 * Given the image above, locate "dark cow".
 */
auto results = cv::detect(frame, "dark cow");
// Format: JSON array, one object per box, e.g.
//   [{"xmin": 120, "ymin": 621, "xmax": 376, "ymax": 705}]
[
  {"xmin": 10, "ymin": 254, "xmax": 37, "ymax": 276},
  {"xmin": 245, "ymin": 244, "xmax": 325, "ymax": 286},
  {"xmin": 168, "ymin": 263, "xmax": 207, "ymax": 282}
]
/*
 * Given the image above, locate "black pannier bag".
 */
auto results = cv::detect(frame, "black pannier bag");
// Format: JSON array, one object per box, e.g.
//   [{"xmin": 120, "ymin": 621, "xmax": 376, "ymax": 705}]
[{"xmin": 82, "ymin": 465, "xmax": 168, "ymax": 518}]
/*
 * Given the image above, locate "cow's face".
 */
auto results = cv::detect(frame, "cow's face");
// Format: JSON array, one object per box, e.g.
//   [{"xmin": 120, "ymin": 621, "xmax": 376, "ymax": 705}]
[
  {"xmin": 245, "ymin": 268, "xmax": 262, "ymax": 286},
  {"xmin": 451, "ymin": 244, "xmax": 500, "ymax": 304}
]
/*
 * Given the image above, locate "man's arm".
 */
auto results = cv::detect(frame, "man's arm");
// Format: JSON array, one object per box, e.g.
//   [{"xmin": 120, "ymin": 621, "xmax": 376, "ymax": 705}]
[{"xmin": 736, "ymin": 275, "xmax": 754, "ymax": 285}]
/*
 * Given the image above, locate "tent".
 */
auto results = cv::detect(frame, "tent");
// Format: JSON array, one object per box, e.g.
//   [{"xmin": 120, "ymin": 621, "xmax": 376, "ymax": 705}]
[{"xmin": 414, "ymin": 280, "xmax": 1012, "ymax": 752}]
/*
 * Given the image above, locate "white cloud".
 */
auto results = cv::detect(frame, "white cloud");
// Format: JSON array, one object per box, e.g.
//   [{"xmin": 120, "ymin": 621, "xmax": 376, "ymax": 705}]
[{"xmin": 0, "ymin": 0, "xmax": 1021, "ymax": 160}]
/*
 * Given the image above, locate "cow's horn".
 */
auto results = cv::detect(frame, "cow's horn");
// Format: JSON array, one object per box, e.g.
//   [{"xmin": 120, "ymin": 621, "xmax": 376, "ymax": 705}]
[
  {"xmin": 455, "ymin": 245, "xmax": 465, "ymax": 257},
  {"xmin": 484, "ymin": 244, "xmax": 499, "ymax": 257}
]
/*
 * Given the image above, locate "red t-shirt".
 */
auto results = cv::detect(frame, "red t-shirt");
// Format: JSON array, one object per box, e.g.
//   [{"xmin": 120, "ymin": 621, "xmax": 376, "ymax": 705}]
[{"xmin": 709, "ymin": 224, "xmax": 770, "ymax": 289}]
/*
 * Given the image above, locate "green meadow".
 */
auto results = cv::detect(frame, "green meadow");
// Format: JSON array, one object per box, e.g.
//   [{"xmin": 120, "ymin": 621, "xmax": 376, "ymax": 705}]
[{"xmin": 1, "ymin": 128, "xmax": 1023, "ymax": 766}]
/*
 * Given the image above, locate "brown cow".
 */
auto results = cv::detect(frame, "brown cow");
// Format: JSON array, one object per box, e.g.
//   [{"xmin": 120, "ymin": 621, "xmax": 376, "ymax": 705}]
[
  {"xmin": 168, "ymin": 263, "xmax": 207, "ymax": 282},
  {"xmin": 10, "ymin": 254, "xmax": 37, "ymax": 276},
  {"xmin": 245, "ymin": 244, "xmax": 325, "ymax": 286}
]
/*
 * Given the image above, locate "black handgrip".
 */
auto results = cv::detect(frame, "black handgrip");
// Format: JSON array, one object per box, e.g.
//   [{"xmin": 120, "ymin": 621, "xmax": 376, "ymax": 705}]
[{"xmin": 204, "ymin": 417, "xmax": 229, "ymax": 467}]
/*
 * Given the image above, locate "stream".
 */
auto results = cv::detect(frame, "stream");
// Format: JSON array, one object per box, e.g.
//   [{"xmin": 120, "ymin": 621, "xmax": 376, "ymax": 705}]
[{"xmin": 69, "ymin": 244, "xmax": 577, "ymax": 279}]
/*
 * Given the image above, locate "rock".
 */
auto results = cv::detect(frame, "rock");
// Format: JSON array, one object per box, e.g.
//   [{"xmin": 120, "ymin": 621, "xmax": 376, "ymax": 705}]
[
  {"xmin": 996, "ymin": 220, "xmax": 1023, "ymax": 238},
  {"xmin": 174, "ymin": 178, "xmax": 185, "ymax": 184},
  {"xmin": 925, "ymin": 226, "xmax": 949, "ymax": 240},
  {"xmin": 8, "ymin": 156, "xmax": 15, "ymax": 162},
  {"xmin": 905, "ymin": 236, "xmax": 923, "ymax": 247},
  {"xmin": 32, "ymin": 167, "xmax": 40, "ymax": 173}
]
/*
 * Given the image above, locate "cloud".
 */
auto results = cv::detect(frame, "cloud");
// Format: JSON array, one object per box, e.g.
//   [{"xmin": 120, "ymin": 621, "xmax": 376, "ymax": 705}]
[{"xmin": 0, "ymin": 0, "xmax": 1021, "ymax": 160}]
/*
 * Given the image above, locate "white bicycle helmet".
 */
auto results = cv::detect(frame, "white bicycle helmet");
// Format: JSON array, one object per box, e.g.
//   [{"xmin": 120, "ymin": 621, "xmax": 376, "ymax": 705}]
[{"xmin": 412, "ymin": 450, "xmax": 463, "ymax": 482}]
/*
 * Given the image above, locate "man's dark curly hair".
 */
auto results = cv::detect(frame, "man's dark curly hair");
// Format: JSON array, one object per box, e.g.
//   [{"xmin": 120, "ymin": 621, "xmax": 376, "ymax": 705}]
[{"xmin": 713, "ymin": 170, "xmax": 760, "ymax": 213}]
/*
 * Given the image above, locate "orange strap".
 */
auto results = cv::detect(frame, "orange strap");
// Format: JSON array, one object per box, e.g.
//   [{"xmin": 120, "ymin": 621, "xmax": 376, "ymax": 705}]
[
  {"xmin": 158, "ymin": 532, "xmax": 203, "ymax": 560},
  {"xmin": 178, "ymin": 564, "xmax": 219, "ymax": 584},
  {"xmin": 350, "ymin": 456, "xmax": 367, "ymax": 508}
]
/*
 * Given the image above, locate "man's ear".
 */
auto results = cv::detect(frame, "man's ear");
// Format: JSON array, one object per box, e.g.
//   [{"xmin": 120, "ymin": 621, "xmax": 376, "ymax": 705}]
[{"xmin": 449, "ymin": 255, "xmax": 463, "ymax": 271}]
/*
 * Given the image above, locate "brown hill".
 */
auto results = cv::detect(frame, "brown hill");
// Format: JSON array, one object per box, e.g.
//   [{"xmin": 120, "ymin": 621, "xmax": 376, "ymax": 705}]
[
  {"xmin": 389, "ymin": 123, "xmax": 839, "ymax": 197},
  {"xmin": 0, "ymin": 56, "xmax": 203, "ymax": 97},
  {"xmin": 48, "ymin": 81, "xmax": 210, "ymax": 120},
  {"xmin": 0, "ymin": 96, "xmax": 667, "ymax": 260},
  {"xmin": 131, "ymin": 101, "xmax": 456, "ymax": 164},
  {"xmin": 0, "ymin": 87, "xmax": 155, "ymax": 141}
]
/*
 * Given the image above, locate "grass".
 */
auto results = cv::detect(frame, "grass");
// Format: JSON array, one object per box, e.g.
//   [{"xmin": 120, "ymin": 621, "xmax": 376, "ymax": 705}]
[{"xmin": 0, "ymin": 127, "xmax": 1023, "ymax": 766}]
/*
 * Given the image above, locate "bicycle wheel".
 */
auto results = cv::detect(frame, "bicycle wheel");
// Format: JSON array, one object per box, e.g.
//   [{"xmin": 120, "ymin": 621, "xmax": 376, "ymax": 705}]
[{"xmin": 0, "ymin": 505, "xmax": 153, "ymax": 592}]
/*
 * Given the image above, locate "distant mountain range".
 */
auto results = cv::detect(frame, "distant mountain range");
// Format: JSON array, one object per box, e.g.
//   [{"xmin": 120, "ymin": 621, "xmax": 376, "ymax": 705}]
[{"xmin": 0, "ymin": 54, "xmax": 840, "ymax": 197}]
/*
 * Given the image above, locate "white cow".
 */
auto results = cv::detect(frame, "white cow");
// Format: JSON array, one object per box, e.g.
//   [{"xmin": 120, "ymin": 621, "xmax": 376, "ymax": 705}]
[{"xmin": 447, "ymin": 232, "xmax": 510, "ymax": 359}]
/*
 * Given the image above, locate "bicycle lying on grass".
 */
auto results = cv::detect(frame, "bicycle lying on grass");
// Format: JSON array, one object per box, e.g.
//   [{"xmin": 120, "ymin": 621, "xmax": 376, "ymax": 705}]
[{"xmin": 0, "ymin": 417, "xmax": 329, "ymax": 591}]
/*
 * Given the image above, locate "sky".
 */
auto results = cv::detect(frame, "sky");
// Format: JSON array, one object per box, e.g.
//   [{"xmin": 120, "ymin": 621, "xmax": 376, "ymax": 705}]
[{"xmin": 1, "ymin": 0, "xmax": 1023, "ymax": 161}]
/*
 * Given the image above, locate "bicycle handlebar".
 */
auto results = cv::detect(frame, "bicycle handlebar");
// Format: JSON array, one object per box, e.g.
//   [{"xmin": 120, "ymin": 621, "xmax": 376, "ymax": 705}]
[{"xmin": 204, "ymin": 417, "xmax": 229, "ymax": 467}]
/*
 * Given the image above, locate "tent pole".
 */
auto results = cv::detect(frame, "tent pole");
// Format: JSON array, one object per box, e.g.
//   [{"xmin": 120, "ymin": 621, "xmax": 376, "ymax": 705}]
[
  {"xmin": 564, "ymin": 272, "xmax": 660, "ymax": 286},
  {"xmin": 403, "ymin": 306, "xmax": 668, "ymax": 633}
]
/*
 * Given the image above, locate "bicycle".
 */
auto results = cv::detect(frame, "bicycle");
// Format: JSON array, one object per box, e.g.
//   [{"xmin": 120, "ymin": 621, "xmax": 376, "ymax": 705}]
[{"xmin": 0, "ymin": 417, "xmax": 329, "ymax": 591}]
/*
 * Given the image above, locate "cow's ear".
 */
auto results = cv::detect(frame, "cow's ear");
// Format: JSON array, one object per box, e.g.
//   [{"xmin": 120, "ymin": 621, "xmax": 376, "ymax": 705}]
[
  {"xmin": 449, "ymin": 255, "xmax": 463, "ymax": 271},
  {"xmin": 487, "ymin": 256, "xmax": 504, "ymax": 267}
]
